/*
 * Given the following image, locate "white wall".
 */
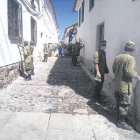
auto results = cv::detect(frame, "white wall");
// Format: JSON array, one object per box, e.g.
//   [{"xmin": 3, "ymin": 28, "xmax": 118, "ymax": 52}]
[
  {"xmin": 63, "ymin": 36, "xmax": 69, "ymax": 45},
  {"xmin": 77, "ymin": 0, "xmax": 140, "ymax": 74},
  {"xmin": 0, "ymin": 0, "xmax": 58, "ymax": 67},
  {"xmin": 34, "ymin": 0, "xmax": 59, "ymax": 57},
  {"xmin": 0, "ymin": 0, "xmax": 21, "ymax": 67},
  {"xmin": 76, "ymin": 0, "xmax": 140, "ymax": 131}
]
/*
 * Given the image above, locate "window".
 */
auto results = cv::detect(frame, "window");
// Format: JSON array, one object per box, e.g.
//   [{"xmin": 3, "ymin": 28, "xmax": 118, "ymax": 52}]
[
  {"xmin": 82, "ymin": 0, "xmax": 85, "ymax": 22},
  {"xmin": 8, "ymin": 0, "xmax": 23, "ymax": 39},
  {"xmin": 31, "ymin": 17, "xmax": 37, "ymax": 44},
  {"xmin": 79, "ymin": 8, "xmax": 82, "ymax": 26},
  {"xmin": 89, "ymin": 0, "xmax": 94, "ymax": 11},
  {"xmin": 79, "ymin": 0, "xmax": 84, "ymax": 26}
]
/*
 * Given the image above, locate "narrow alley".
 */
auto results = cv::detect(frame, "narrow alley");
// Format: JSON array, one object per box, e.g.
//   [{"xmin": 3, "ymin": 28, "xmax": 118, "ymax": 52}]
[
  {"xmin": 1, "ymin": 0, "xmax": 140, "ymax": 139},
  {"xmin": 0, "ymin": 57, "xmax": 140, "ymax": 140}
]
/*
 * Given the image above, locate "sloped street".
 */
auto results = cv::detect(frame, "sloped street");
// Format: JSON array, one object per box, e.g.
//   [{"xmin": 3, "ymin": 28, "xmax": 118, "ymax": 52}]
[{"xmin": 0, "ymin": 57, "xmax": 140, "ymax": 140}]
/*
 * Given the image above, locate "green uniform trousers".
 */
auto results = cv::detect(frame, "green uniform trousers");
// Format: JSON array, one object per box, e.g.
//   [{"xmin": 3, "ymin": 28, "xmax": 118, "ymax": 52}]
[
  {"xmin": 94, "ymin": 74, "xmax": 104, "ymax": 99},
  {"xmin": 115, "ymin": 91, "xmax": 132, "ymax": 120}
]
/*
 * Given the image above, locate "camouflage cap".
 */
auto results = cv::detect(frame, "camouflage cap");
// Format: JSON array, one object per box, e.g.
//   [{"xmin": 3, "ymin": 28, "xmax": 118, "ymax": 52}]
[
  {"xmin": 101, "ymin": 40, "xmax": 107, "ymax": 46},
  {"xmin": 125, "ymin": 41, "xmax": 135, "ymax": 51}
]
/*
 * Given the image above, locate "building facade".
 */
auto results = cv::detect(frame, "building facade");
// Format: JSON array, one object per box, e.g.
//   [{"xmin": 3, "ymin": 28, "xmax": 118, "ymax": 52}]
[
  {"xmin": 74, "ymin": 0, "xmax": 140, "ymax": 132},
  {"xmin": 0, "ymin": 0, "xmax": 58, "ymax": 88},
  {"xmin": 63, "ymin": 23, "xmax": 78, "ymax": 45}
]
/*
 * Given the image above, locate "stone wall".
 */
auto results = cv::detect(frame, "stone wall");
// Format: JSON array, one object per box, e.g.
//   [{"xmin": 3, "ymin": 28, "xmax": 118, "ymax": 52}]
[{"xmin": 0, "ymin": 63, "xmax": 20, "ymax": 89}]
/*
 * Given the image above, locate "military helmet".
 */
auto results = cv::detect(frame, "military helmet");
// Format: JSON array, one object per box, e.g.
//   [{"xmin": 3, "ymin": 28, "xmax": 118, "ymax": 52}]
[{"xmin": 125, "ymin": 41, "xmax": 135, "ymax": 51}]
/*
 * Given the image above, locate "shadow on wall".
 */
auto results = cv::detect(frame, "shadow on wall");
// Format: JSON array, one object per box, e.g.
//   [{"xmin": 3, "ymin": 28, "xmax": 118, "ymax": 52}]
[{"xmin": 47, "ymin": 57, "xmax": 117, "ymax": 124}]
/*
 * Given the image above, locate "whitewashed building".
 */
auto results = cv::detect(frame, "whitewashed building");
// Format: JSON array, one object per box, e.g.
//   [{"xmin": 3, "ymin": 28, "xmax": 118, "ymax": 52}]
[
  {"xmin": 63, "ymin": 23, "xmax": 78, "ymax": 45},
  {"xmin": 74, "ymin": 0, "xmax": 140, "ymax": 132},
  {"xmin": 0, "ymin": 0, "xmax": 58, "ymax": 87}
]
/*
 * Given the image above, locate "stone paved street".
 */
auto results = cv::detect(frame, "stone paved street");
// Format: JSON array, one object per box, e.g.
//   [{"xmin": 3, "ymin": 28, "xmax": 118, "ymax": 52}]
[
  {"xmin": 0, "ymin": 57, "xmax": 95, "ymax": 114},
  {"xmin": 0, "ymin": 57, "xmax": 140, "ymax": 140}
]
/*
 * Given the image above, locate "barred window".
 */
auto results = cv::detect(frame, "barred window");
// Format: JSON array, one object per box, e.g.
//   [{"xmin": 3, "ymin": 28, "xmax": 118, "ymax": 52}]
[
  {"xmin": 8, "ymin": 0, "xmax": 23, "ymax": 39},
  {"xmin": 31, "ymin": 17, "xmax": 37, "ymax": 44},
  {"xmin": 89, "ymin": 0, "xmax": 94, "ymax": 11}
]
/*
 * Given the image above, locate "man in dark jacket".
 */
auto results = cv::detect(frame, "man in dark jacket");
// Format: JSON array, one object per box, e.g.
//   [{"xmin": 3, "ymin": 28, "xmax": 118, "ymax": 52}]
[{"xmin": 93, "ymin": 40, "xmax": 109, "ymax": 102}]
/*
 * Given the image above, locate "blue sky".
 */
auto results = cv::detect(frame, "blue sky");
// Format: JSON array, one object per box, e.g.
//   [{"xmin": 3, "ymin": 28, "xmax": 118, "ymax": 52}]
[{"xmin": 52, "ymin": 0, "xmax": 78, "ymax": 40}]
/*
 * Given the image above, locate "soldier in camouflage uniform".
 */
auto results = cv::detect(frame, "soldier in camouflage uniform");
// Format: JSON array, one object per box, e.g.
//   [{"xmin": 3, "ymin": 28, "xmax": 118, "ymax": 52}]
[
  {"xmin": 43, "ymin": 43, "xmax": 49, "ymax": 62},
  {"xmin": 29, "ymin": 41, "xmax": 35, "ymax": 75},
  {"xmin": 113, "ymin": 41, "xmax": 140, "ymax": 130},
  {"xmin": 72, "ymin": 41, "xmax": 84, "ymax": 66},
  {"xmin": 23, "ymin": 41, "xmax": 32, "ymax": 80},
  {"xmin": 48, "ymin": 43, "xmax": 52, "ymax": 57},
  {"xmin": 93, "ymin": 40, "xmax": 109, "ymax": 102}
]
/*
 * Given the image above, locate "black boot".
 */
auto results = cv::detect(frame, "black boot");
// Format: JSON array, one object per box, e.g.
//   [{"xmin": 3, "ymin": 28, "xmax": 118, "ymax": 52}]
[
  {"xmin": 116, "ymin": 119, "xmax": 133, "ymax": 131},
  {"xmin": 94, "ymin": 93, "xmax": 101, "ymax": 103}
]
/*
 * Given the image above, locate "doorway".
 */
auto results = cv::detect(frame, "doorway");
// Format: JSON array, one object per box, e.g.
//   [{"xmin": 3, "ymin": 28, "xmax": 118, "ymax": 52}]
[{"xmin": 96, "ymin": 22, "xmax": 104, "ymax": 50}]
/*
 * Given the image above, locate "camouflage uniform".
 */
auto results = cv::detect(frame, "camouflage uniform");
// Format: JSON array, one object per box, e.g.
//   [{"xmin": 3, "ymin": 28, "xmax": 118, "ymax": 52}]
[
  {"xmin": 72, "ymin": 42, "xmax": 83, "ymax": 56},
  {"xmin": 48, "ymin": 43, "xmax": 52, "ymax": 57},
  {"xmin": 29, "ymin": 42, "xmax": 35, "ymax": 75},
  {"xmin": 113, "ymin": 52, "xmax": 137, "ymax": 121},
  {"xmin": 43, "ymin": 44, "xmax": 49, "ymax": 62},
  {"xmin": 93, "ymin": 42, "xmax": 109, "ymax": 100},
  {"xmin": 23, "ymin": 42, "xmax": 32, "ymax": 80},
  {"xmin": 72, "ymin": 42, "xmax": 84, "ymax": 66}
]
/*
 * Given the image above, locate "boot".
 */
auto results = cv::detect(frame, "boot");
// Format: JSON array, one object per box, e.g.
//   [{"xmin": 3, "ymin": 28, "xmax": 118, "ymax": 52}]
[
  {"xmin": 94, "ymin": 93, "xmax": 101, "ymax": 103},
  {"xmin": 31, "ymin": 69, "xmax": 35, "ymax": 75},
  {"xmin": 26, "ymin": 74, "xmax": 32, "ymax": 81},
  {"xmin": 28, "ymin": 74, "xmax": 31, "ymax": 80},
  {"xmin": 116, "ymin": 120, "xmax": 133, "ymax": 131}
]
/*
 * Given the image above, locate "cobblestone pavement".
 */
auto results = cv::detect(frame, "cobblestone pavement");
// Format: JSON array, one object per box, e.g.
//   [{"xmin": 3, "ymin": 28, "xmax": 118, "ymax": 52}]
[
  {"xmin": 0, "ymin": 57, "xmax": 140, "ymax": 140},
  {"xmin": 0, "ymin": 57, "xmax": 95, "ymax": 114}
]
